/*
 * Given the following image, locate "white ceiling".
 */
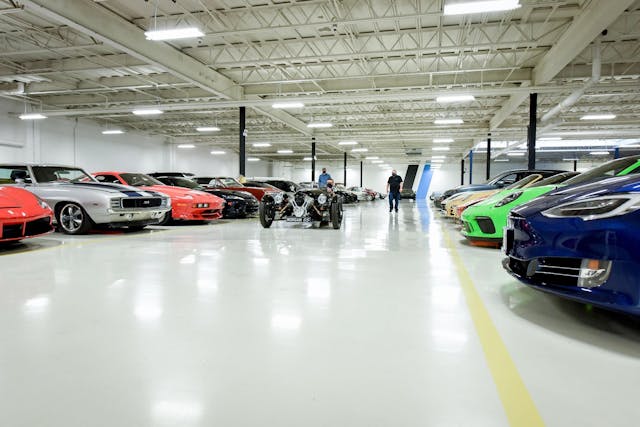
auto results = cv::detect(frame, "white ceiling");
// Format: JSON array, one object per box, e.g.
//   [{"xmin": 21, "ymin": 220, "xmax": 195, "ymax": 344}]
[{"xmin": 1, "ymin": 0, "xmax": 639, "ymax": 165}]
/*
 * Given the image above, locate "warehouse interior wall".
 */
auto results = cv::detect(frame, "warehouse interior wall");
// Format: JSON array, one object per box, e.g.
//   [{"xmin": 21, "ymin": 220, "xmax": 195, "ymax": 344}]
[{"xmin": 0, "ymin": 98, "xmax": 271, "ymax": 177}]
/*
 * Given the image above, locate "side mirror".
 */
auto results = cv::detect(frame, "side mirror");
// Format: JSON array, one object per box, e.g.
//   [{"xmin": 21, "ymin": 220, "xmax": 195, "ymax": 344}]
[
  {"xmin": 496, "ymin": 180, "xmax": 506, "ymax": 187},
  {"xmin": 14, "ymin": 178, "xmax": 25, "ymax": 184}
]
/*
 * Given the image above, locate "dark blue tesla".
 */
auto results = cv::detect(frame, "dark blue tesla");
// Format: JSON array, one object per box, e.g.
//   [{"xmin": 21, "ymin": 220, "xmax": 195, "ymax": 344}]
[{"xmin": 503, "ymin": 169, "xmax": 640, "ymax": 316}]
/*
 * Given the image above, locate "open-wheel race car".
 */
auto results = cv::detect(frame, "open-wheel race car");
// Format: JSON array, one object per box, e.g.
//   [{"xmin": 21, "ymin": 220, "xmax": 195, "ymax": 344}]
[{"xmin": 259, "ymin": 188, "xmax": 343, "ymax": 229}]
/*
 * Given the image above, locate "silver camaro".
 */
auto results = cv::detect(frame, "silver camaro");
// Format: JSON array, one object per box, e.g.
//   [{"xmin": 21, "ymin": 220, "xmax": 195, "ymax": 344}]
[{"xmin": 0, "ymin": 163, "xmax": 171, "ymax": 234}]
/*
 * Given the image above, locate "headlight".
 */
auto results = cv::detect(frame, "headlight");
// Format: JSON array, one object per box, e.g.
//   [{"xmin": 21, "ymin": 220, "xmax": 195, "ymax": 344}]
[
  {"xmin": 494, "ymin": 191, "xmax": 523, "ymax": 208},
  {"xmin": 274, "ymin": 193, "xmax": 284, "ymax": 204},
  {"xmin": 35, "ymin": 195, "xmax": 50, "ymax": 210},
  {"xmin": 317, "ymin": 194, "xmax": 327, "ymax": 204},
  {"xmin": 541, "ymin": 194, "xmax": 640, "ymax": 220}
]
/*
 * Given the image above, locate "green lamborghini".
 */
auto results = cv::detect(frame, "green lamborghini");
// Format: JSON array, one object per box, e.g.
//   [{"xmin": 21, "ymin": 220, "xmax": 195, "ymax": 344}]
[{"xmin": 461, "ymin": 156, "xmax": 640, "ymax": 246}]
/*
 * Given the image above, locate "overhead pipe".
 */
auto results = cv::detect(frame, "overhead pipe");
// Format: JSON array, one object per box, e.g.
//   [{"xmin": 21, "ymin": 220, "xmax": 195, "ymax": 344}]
[{"xmin": 540, "ymin": 36, "xmax": 602, "ymax": 123}]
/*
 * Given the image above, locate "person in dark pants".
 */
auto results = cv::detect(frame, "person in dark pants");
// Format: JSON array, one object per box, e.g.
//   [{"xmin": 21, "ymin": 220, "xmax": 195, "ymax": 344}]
[{"xmin": 386, "ymin": 170, "xmax": 403, "ymax": 212}]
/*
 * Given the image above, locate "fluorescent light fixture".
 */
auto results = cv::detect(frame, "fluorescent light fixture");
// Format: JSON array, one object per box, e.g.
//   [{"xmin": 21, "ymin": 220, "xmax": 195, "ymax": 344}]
[
  {"xmin": 434, "ymin": 118, "xmax": 463, "ymax": 125},
  {"xmin": 247, "ymin": 157, "xmax": 260, "ymax": 161},
  {"xmin": 210, "ymin": 150, "xmax": 225, "ymax": 155},
  {"xmin": 277, "ymin": 149, "xmax": 293, "ymax": 154},
  {"xmin": 19, "ymin": 113, "xmax": 47, "ymax": 120},
  {"xmin": 444, "ymin": 0, "xmax": 521, "ymax": 16},
  {"xmin": 590, "ymin": 151, "xmax": 610, "ymax": 156},
  {"xmin": 351, "ymin": 148, "xmax": 368, "ymax": 152},
  {"xmin": 433, "ymin": 138, "xmax": 454, "ymax": 143},
  {"xmin": 432, "ymin": 147, "xmax": 450, "ymax": 151},
  {"xmin": 102, "ymin": 129, "xmax": 124, "ymax": 135},
  {"xmin": 338, "ymin": 141, "xmax": 358, "ymax": 145},
  {"xmin": 580, "ymin": 114, "xmax": 616, "ymax": 121},
  {"xmin": 563, "ymin": 158, "xmax": 579, "ymax": 161},
  {"xmin": 507, "ymin": 151, "xmax": 526, "ymax": 157},
  {"xmin": 252, "ymin": 143, "xmax": 271, "ymax": 147},
  {"xmin": 307, "ymin": 123, "xmax": 332, "ymax": 128},
  {"xmin": 539, "ymin": 137, "xmax": 562, "ymax": 141},
  {"xmin": 436, "ymin": 94, "xmax": 475, "ymax": 103},
  {"xmin": 132, "ymin": 109, "xmax": 163, "ymax": 116},
  {"xmin": 272, "ymin": 102, "xmax": 304, "ymax": 109},
  {"xmin": 196, "ymin": 126, "xmax": 220, "ymax": 132},
  {"xmin": 365, "ymin": 156, "xmax": 379, "ymax": 160},
  {"xmin": 432, "ymin": 155, "xmax": 447, "ymax": 159},
  {"xmin": 144, "ymin": 27, "xmax": 204, "ymax": 41},
  {"xmin": 372, "ymin": 160, "xmax": 384, "ymax": 164},
  {"xmin": 303, "ymin": 157, "xmax": 313, "ymax": 161},
  {"xmin": 177, "ymin": 144, "xmax": 195, "ymax": 149},
  {"xmin": 495, "ymin": 159, "xmax": 510, "ymax": 162},
  {"xmin": 431, "ymin": 159, "xmax": 445, "ymax": 163}
]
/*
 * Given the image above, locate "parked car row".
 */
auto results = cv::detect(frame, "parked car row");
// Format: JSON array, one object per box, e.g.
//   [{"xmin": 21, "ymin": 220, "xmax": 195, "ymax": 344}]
[{"xmin": 434, "ymin": 155, "xmax": 640, "ymax": 316}]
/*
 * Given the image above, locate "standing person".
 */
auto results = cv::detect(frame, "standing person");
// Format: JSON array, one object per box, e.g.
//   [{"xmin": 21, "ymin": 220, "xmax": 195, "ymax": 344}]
[
  {"xmin": 318, "ymin": 167, "xmax": 332, "ymax": 188},
  {"xmin": 386, "ymin": 169, "xmax": 403, "ymax": 212}
]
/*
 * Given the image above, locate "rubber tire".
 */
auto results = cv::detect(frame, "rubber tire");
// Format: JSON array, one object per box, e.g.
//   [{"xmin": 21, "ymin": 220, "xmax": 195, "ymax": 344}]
[
  {"xmin": 330, "ymin": 201, "xmax": 342, "ymax": 229},
  {"xmin": 158, "ymin": 209, "xmax": 173, "ymax": 225},
  {"xmin": 56, "ymin": 202, "xmax": 94, "ymax": 235},
  {"xmin": 126, "ymin": 225, "xmax": 146, "ymax": 232},
  {"xmin": 259, "ymin": 201, "xmax": 275, "ymax": 228}
]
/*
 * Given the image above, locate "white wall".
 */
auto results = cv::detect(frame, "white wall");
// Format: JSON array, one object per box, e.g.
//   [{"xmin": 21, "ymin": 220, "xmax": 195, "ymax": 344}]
[{"xmin": 0, "ymin": 98, "xmax": 270, "ymax": 177}]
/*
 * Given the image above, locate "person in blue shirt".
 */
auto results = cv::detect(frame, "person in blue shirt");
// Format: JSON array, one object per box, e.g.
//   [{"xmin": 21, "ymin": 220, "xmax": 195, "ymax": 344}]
[{"xmin": 318, "ymin": 168, "xmax": 332, "ymax": 188}]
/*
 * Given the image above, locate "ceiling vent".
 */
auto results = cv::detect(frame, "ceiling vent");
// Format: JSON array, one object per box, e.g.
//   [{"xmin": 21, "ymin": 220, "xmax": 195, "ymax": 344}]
[{"xmin": 405, "ymin": 148, "xmax": 422, "ymax": 156}]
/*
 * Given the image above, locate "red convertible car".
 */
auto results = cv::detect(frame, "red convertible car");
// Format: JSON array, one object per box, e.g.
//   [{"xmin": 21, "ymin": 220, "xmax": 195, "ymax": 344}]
[
  {"xmin": 0, "ymin": 186, "xmax": 54, "ymax": 243},
  {"xmin": 93, "ymin": 171, "xmax": 224, "ymax": 224},
  {"xmin": 193, "ymin": 176, "xmax": 281, "ymax": 201}
]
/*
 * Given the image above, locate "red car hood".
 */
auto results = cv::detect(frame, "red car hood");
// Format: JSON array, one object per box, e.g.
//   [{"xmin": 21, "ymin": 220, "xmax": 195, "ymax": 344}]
[{"xmin": 0, "ymin": 186, "xmax": 42, "ymax": 209}]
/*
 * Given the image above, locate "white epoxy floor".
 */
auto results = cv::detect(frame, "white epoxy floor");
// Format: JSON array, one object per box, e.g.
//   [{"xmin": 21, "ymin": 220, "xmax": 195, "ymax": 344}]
[{"xmin": 1, "ymin": 200, "xmax": 639, "ymax": 427}]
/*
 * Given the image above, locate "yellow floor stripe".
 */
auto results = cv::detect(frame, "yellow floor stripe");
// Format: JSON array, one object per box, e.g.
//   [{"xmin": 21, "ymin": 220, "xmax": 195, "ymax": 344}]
[{"xmin": 443, "ymin": 227, "xmax": 545, "ymax": 427}]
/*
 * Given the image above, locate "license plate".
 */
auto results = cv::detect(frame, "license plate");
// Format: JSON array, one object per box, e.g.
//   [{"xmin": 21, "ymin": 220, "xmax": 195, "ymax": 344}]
[
  {"xmin": 503, "ymin": 227, "xmax": 514, "ymax": 255},
  {"xmin": 286, "ymin": 217, "xmax": 304, "ymax": 222}
]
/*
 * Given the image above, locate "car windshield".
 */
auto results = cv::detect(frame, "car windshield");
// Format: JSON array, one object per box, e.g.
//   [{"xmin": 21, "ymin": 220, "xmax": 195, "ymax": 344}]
[
  {"xmin": 194, "ymin": 177, "xmax": 214, "ymax": 185},
  {"xmin": 215, "ymin": 177, "xmax": 241, "ymax": 186},
  {"xmin": 166, "ymin": 177, "xmax": 201, "ymax": 189},
  {"xmin": 121, "ymin": 173, "xmax": 163, "ymax": 186},
  {"xmin": 563, "ymin": 157, "xmax": 640, "ymax": 186},
  {"xmin": 266, "ymin": 180, "xmax": 300, "ymax": 192},
  {"xmin": 32, "ymin": 166, "xmax": 95, "ymax": 183},
  {"xmin": 532, "ymin": 172, "xmax": 579, "ymax": 187},
  {"xmin": 504, "ymin": 174, "xmax": 541, "ymax": 190}
]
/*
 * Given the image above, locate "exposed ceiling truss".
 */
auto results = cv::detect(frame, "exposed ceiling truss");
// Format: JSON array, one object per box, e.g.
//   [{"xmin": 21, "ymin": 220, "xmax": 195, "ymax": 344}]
[{"xmin": 0, "ymin": 0, "xmax": 639, "ymax": 164}]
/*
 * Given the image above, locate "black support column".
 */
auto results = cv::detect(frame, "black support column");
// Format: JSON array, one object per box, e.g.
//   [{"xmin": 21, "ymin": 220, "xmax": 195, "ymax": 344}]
[
  {"xmin": 343, "ymin": 152, "xmax": 347, "ymax": 185},
  {"xmin": 573, "ymin": 160, "xmax": 578, "ymax": 172},
  {"xmin": 460, "ymin": 159, "xmax": 465, "ymax": 185},
  {"xmin": 311, "ymin": 137, "xmax": 316, "ymax": 181},
  {"xmin": 468, "ymin": 150, "xmax": 474, "ymax": 184},
  {"xmin": 527, "ymin": 93, "xmax": 537, "ymax": 170},
  {"xmin": 360, "ymin": 161, "xmax": 363, "ymax": 186},
  {"xmin": 486, "ymin": 133, "xmax": 492, "ymax": 180},
  {"xmin": 239, "ymin": 106, "xmax": 246, "ymax": 176}
]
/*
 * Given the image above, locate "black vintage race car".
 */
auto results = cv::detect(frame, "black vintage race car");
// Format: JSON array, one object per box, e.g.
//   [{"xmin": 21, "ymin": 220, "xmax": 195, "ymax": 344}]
[{"xmin": 259, "ymin": 189, "xmax": 343, "ymax": 229}]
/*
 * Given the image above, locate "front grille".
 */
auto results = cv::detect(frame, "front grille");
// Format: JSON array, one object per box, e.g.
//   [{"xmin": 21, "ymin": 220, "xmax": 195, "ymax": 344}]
[
  {"xmin": 509, "ymin": 257, "xmax": 581, "ymax": 287},
  {"xmin": 121, "ymin": 198, "xmax": 162, "ymax": 209},
  {"xmin": 2, "ymin": 223, "xmax": 23, "ymax": 239},
  {"xmin": 200, "ymin": 209, "xmax": 221, "ymax": 218},
  {"xmin": 476, "ymin": 217, "xmax": 496, "ymax": 234},
  {"xmin": 24, "ymin": 217, "xmax": 52, "ymax": 237},
  {"xmin": 110, "ymin": 198, "xmax": 121, "ymax": 209}
]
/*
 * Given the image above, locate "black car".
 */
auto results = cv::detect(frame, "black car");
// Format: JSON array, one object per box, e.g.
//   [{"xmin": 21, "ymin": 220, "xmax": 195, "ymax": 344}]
[
  {"xmin": 149, "ymin": 172, "xmax": 195, "ymax": 179},
  {"xmin": 248, "ymin": 179, "xmax": 300, "ymax": 193},
  {"xmin": 434, "ymin": 169, "xmax": 565, "ymax": 208},
  {"xmin": 259, "ymin": 188, "xmax": 343, "ymax": 229},
  {"xmin": 156, "ymin": 176, "xmax": 257, "ymax": 218}
]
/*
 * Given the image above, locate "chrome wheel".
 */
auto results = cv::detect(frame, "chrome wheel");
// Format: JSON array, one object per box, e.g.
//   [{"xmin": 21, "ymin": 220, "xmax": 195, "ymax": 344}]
[{"xmin": 57, "ymin": 203, "xmax": 92, "ymax": 234}]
